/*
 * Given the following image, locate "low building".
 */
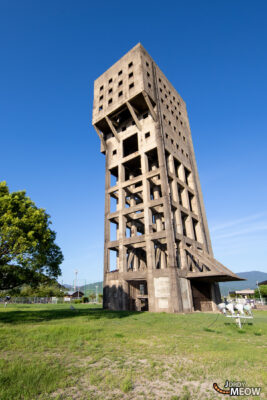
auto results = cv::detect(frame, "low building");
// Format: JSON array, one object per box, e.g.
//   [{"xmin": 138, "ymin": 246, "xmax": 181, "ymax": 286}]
[
  {"xmin": 229, "ymin": 289, "xmax": 254, "ymax": 299},
  {"xmin": 65, "ymin": 290, "xmax": 84, "ymax": 299}
]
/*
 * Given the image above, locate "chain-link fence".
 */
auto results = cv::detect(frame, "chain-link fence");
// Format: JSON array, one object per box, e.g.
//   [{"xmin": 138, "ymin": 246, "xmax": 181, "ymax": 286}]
[{"xmin": 0, "ymin": 296, "xmax": 102, "ymax": 304}]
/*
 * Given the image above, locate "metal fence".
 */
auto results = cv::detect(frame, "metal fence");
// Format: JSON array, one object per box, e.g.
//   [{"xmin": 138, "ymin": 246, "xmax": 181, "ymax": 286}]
[{"xmin": 0, "ymin": 297, "xmax": 99, "ymax": 304}]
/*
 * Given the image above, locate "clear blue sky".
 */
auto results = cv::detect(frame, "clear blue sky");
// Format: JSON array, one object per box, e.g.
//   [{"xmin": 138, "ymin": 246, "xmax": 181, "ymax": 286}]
[{"xmin": 1, "ymin": 0, "xmax": 267, "ymax": 285}]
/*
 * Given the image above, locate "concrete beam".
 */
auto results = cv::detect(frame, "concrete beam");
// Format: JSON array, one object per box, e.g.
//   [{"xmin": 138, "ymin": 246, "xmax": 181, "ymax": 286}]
[
  {"xmin": 142, "ymin": 91, "xmax": 157, "ymax": 122},
  {"xmin": 105, "ymin": 116, "xmax": 120, "ymax": 142},
  {"xmin": 126, "ymin": 101, "xmax": 142, "ymax": 131},
  {"xmin": 93, "ymin": 125, "xmax": 107, "ymax": 151}
]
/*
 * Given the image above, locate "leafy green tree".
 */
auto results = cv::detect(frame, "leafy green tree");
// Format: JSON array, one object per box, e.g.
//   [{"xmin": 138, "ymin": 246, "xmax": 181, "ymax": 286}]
[
  {"xmin": 20, "ymin": 284, "xmax": 65, "ymax": 297},
  {"xmin": 89, "ymin": 293, "xmax": 96, "ymax": 302},
  {"xmin": 0, "ymin": 182, "xmax": 63, "ymax": 290},
  {"xmin": 255, "ymin": 285, "xmax": 267, "ymax": 299}
]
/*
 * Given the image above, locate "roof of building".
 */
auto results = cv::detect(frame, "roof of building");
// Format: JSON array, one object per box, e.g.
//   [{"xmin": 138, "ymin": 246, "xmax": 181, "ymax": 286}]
[
  {"xmin": 231, "ymin": 289, "xmax": 255, "ymax": 295},
  {"xmin": 65, "ymin": 290, "xmax": 84, "ymax": 296}
]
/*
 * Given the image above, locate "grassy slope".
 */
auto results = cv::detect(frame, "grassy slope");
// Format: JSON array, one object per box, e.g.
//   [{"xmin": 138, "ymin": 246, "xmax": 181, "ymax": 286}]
[{"xmin": 0, "ymin": 304, "xmax": 266, "ymax": 400}]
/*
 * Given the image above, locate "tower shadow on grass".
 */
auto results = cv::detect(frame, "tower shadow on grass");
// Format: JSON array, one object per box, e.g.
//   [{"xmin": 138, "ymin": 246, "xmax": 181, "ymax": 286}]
[{"xmin": 0, "ymin": 307, "xmax": 139, "ymax": 325}]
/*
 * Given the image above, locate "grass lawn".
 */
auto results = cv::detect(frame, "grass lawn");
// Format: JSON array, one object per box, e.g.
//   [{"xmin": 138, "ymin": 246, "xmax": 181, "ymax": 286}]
[{"xmin": 0, "ymin": 304, "xmax": 266, "ymax": 400}]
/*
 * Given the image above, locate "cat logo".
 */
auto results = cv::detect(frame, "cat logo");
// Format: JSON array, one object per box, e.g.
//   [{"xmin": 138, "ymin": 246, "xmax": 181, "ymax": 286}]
[{"xmin": 213, "ymin": 382, "xmax": 261, "ymax": 396}]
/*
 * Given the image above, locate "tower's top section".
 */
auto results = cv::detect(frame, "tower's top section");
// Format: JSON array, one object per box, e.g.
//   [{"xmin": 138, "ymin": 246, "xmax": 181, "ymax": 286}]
[{"xmin": 92, "ymin": 43, "xmax": 185, "ymax": 126}]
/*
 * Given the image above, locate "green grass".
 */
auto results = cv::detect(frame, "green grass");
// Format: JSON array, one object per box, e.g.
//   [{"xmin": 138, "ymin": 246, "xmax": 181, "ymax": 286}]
[{"xmin": 0, "ymin": 304, "xmax": 266, "ymax": 399}]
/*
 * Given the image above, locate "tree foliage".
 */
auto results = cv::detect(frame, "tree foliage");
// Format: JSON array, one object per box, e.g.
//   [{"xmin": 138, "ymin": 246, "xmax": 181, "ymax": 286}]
[
  {"xmin": 19, "ymin": 284, "xmax": 65, "ymax": 297},
  {"xmin": 255, "ymin": 285, "xmax": 267, "ymax": 299},
  {"xmin": 0, "ymin": 181, "xmax": 63, "ymax": 290}
]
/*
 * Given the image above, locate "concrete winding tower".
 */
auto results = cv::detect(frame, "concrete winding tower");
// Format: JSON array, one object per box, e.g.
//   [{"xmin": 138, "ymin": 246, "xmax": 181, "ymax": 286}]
[{"xmin": 92, "ymin": 43, "xmax": 241, "ymax": 313}]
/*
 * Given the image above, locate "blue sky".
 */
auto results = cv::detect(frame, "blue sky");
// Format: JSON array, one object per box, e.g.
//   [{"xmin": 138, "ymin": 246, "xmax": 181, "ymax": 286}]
[{"xmin": 1, "ymin": 0, "xmax": 267, "ymax": 285}]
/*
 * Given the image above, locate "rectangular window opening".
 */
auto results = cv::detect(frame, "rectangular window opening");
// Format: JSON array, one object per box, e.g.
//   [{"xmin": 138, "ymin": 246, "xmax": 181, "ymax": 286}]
[
  {"xmin": 146, "ymin": 148, "xmax": 159, "ymax": 171},
  {"xmin": 123, "ymin": 156, "xmax": 142, "ymax": 181},
  {"xmin": 123, "ymin": 133, "xmax": 138, "ymax": 157},
  {"xmin": 110, "ymin": 166, "xmax": 118, "ymax": 187},
  {"xmin": 109, "ymin": 249, "xmax": 118, "ymax": 272}
]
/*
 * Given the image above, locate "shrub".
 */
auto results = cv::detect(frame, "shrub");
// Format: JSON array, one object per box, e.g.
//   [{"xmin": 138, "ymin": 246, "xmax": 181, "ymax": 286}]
[{"xmin": 82, "ymin": 296, "xmax": 89, "ymax": 303}]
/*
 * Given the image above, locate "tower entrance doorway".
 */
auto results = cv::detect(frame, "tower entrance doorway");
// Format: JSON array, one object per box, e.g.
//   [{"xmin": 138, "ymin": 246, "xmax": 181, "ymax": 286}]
[
  {"xmin": 128, "ymin": 280, "xmax": 149, "ymax": 311},
  {"xmin": 191, "ymin": 280, "xmax": 213, "ymax": 311}
]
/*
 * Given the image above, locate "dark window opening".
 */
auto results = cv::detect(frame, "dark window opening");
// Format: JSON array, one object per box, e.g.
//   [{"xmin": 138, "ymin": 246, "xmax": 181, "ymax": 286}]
[
  {"xmin": 99, "ymin": 95, "xmax": 103, "ymax": 101},
  {"xmin": 150, "ymin": 182, "xmax": 162, "ymax": 200},
  {"xmin": 118, "ymin": 70, "xmax": 122, "ymax": 75},
  {"xmin": 188, "ymin": 193, "xmax": 194, "ymax": 212},
  {"xmin": 122, "ymin": 126, "xmax": 126, "ymax": 131},
  {"xmin": 177, "ymin": 184, "xmax": 183, "ymax": 205},
  {"xmin": 146, "ymin": 148, "xmax": 159, "ymax": 171},
  {"xmin": 143, "ymin": 112, "xmax": 148, "ymax": 119},
  {"xmin": 113, "ymin": 149, "xmax": 117, "ymax": 155},
  {"xmin": 147, "ymin": 72, "xmax": 150, "ymax": 77},
  {"xmin": 192, "ymin": 219, "xmax": 198, "ymax": 241},
  {"xmin": 108, "ymin": 88, "xmax": 113, "ymax": 94},
  {"xmin": 145, "ymin": 132, "xmax": 150, "ymax": 138},
  {"xmin": 129, "ymin": 72, "xmax": 133, "ymax": 78},
  {"xmin": 100, "ymin": 85, "xmax": 104, "ymax": 91},
  {"xmin": 99, "ymin": 105, "xmax": 103, "ymax": 111},
  {"xmin": 108, "ymin": 78, "xmax": 113, "ymax": 84},
  {"xmin": 184, "ymin": 168, "xmax": 191, "ymax": 185},
  {"xmin": 146, "ymin": 62, "xmax": 149, "ymax": 67},
  {"xmin": 118, "ymin": 80, "xmax": 123, "ymax": 86},
  {"xmin": 118, "ymin": 91, "xmax": 123, "ymax": 97},
  {"xmin": 128, "ymin": 62, "xmax": 133, "ymax": 68},
  {"xmin": 148, "ymin": 83, "xmax": 151, "ymax": 88},
  {"xmin": 108, "ymin": 98, "xmax": 113, "ymax": 104},
  {"xmin": 123, "ymin": 133, "xmax": 138, "ymax": 157},
  {"xmin": 129, "ymin": 82, "xmax": 134, "ymax": 89},
  {"xmin": 173, "ymin": 158, "xmax": 181, "ymax": 178},
  {"xmin": 181, "ymin": 213, "xmax": 187, "ymax": 237},
  {"xmin": 123, "ymin": 156, "xmax": 142, "ymax": 181}
]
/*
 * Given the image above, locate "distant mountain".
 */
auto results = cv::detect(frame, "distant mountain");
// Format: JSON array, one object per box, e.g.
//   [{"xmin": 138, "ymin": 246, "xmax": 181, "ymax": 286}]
[
  {"xmin": 61, "ymin": 281, "xmax": 103, "ymax": 295},
  {"xmin": 62, "ymin": 284, "xmax": 73, "ymax": 290},
  {"xmin": 219, "ymin": 271, "xmax": 267, "ymax": 296},
  {"xmin": 78, "ymin": 281, "xmax": 103, "ymax": 295},
  {"xmin": 63, "ymin": 272, "xmax": 267, "ymax": 298}
]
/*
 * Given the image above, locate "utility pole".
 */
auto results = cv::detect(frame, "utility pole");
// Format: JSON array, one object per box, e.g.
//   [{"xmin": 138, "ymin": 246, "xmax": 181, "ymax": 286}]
[{"xmin": 74, "ymin": 270, "xmax": 79, "ymax": 297}]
